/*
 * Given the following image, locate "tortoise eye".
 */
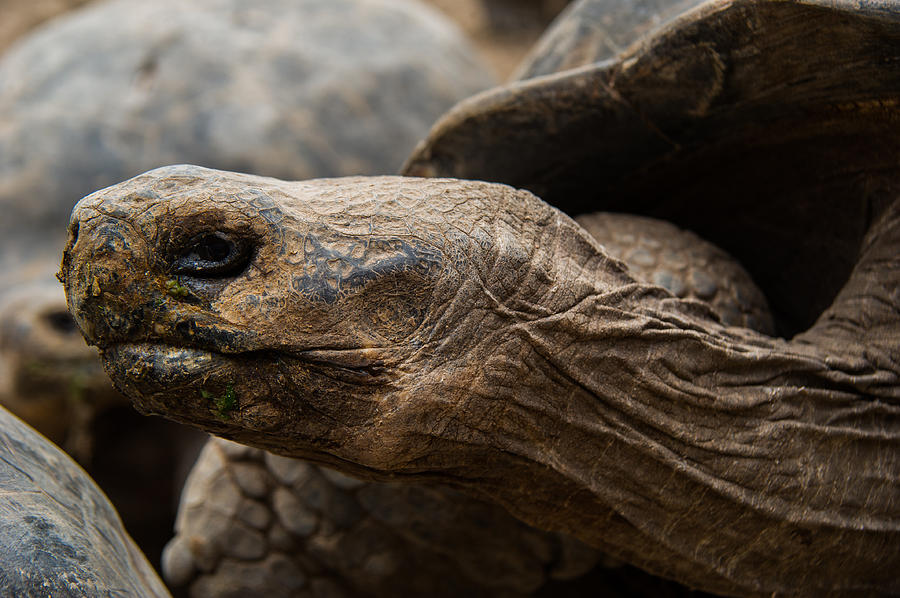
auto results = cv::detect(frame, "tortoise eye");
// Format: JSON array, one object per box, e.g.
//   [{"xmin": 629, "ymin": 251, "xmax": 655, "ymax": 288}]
[{"xmin": 173, "ymin": 232, "xmax": 252, "ymax": 278}]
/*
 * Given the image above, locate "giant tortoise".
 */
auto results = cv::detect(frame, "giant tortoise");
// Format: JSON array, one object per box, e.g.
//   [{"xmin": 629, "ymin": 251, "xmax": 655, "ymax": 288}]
[
  {"xmin": 162, "ymin": 1, "xmax": 781, "ymax": 592},
  {"xmin": 60, "ymin": 0, "xmax": 900, "ymax": 595}
]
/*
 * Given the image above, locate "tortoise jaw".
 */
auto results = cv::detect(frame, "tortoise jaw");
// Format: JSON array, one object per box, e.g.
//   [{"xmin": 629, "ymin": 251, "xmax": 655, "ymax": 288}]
[
  {"xmin": 100, "ymin": 339, "xmax": 401, "ymax": 445},
  {"xmin": 101, "ymin": 342, "xmax": 233, "ymax": 394},
  {"xmin": 102, "ymin": 341, "xmax": 397, "ymax": 403},
  {"xmin": 290, "ymin": 348, "xmax": 396, "ymax": 385},
  {"xmin": 100, "ymin": 341, "xmax": 270, "ymax": 427}
]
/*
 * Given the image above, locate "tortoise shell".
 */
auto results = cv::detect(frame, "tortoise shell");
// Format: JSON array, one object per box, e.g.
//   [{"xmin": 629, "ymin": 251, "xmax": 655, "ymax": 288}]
[{"xmin": 405, "ymin": 0, "xmax": 900, "ymax": 336}]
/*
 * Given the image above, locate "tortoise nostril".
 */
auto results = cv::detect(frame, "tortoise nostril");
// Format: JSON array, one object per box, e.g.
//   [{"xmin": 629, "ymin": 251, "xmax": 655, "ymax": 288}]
[
  {"xmin": 68, "ymin": 220, "xmax": 80, "ymax": 246},
  {"xmin": 43, "ymin": 310, "xmax": 79, "ymax": 335}
]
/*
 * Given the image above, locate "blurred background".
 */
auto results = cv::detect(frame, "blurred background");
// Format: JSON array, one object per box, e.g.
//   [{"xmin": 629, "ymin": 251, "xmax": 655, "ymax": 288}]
[{"xmin": 1, "ymin": 0, "xmax": 571, "ymax": 78}]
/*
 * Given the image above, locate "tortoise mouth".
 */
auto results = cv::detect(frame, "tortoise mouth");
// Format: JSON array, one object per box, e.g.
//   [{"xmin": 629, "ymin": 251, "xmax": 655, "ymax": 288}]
[
  {"xmin": 102, "ymin": 342, "xmax": 233, "ymax": 389},
  {"xmin": 102, "ymin": 341, "xmax": 395, "ymax": 395}
]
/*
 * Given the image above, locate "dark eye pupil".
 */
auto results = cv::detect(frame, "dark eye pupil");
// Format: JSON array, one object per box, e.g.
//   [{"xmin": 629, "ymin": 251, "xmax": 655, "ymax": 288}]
[
  {"xmin": 173, "ymin": 231, "xmax": 251, "ymax": 278},
  {"xmin": 195, "ymin": 234, "xmax": 232, "ymax": 262}
]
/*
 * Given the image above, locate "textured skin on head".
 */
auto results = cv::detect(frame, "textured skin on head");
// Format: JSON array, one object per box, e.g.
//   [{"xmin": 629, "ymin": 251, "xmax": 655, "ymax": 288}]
[
  {"xmin": 63, "ymin": 165, "xmax": 900, "ymax": 596},
  {"xmin": 61, "ymin": 168, "xmax": 589, "ymax": 449},
  {"xmin": 0, "ymin": 405, "xmax": 170, "ymax": 597}
]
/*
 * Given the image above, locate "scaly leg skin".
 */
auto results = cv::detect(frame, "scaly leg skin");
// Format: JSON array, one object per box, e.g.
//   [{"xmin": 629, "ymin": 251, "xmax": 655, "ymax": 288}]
[
  {"xmin": 576, "ymin": 213, "xmax": 773, "ymax": 334},
  {"xmin": 164, "ymin": 437, "xmax": 602, "ymax": 597}
]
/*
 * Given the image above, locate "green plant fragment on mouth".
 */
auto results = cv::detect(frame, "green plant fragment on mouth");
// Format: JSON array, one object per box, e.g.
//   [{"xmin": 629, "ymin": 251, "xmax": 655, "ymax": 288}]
[
  {"xmin": 202, "ymin": 384, "xmax": 237, "ymax": 420},
  {"xmin": 165, "ymin": 278, "xmax": 190, "ymax": 298}
]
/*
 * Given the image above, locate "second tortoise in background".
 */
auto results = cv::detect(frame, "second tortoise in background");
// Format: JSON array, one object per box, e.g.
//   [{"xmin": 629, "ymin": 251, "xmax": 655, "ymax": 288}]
[{"xmin": 0, "ymin": 0, "xmax": 493, "ymax": 272}]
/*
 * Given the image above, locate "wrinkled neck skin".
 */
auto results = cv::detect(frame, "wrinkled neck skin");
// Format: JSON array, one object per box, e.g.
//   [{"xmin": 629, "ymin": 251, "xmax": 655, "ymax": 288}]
[{"xmin": 442, "ymin": 200, "xmax": 900, "ymax": 596}]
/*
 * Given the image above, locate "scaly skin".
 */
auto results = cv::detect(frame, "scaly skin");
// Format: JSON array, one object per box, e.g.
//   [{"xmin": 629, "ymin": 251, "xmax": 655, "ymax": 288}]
[
  {"xmin": 62, "ymin": 166, "xmax": 900, "ymax": 596},
  {"xmin": 576, "ymin": 213, "xmax": 773, "ymax": 333},
  {"xmin": 165, "ymin": 437, "xmax": 601, "ymax": 598}
]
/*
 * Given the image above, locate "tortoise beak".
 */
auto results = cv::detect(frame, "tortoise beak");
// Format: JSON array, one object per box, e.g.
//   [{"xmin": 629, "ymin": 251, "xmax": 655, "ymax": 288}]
[{"xmin": 61, "ymin": 207, "xmax": 149, "ymax": 348}]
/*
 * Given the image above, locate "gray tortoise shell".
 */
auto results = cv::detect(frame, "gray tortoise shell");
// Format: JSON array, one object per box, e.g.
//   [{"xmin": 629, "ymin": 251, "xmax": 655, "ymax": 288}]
[{"xmin": 0, "ymin": 405, "xmax": 168, "ymax": 597}]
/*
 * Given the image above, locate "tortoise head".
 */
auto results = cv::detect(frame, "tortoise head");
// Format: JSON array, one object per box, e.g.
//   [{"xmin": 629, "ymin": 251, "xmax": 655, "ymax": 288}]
[{"xmin": 60, "ymin": 165, "xmax": 617, "ymax": 474}]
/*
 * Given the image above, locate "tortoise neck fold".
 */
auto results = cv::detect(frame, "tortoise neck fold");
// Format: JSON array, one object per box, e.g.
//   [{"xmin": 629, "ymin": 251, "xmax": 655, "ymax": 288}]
[
  {"xmin": 470, "ymin": 216, "xmax": 900, "ymax": 595},
  {"xmin": 795, "ymin": 197, "xmax": 900, "ymax": 388}
]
